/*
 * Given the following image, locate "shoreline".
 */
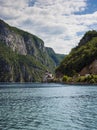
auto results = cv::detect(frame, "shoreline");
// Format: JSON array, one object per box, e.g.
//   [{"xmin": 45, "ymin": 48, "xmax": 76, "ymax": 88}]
[{"xmin": 0, "ymin": 81, "xmax": 97, "ymax": 86}]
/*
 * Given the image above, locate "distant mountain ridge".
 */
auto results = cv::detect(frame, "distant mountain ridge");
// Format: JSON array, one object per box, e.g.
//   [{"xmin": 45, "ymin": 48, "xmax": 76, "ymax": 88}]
[
  {"xmin": 0, "ymin": 19, "xmax": 64, "ymax": 82},
  {"xmin": 56, "ymin": 30, "xmax": 97, "ymax": 77},
  {"xmin": 46, "ymin": 47, "xmax": 65, "ymax": 66}
]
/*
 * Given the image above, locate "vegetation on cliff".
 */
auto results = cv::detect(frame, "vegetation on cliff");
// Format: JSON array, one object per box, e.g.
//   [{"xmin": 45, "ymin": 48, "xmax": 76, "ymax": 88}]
[
  {"xmin": 0, "ymin": 19, "xmax": 64, "ymax": 82},
  {"xmin": 56, "ymin": 30, "xmax": 97, "ymax": 83},
  {"xmin": 56, "ymin": 30, "xmax": 97, "ymax": 76},
  {"xmin": 0, "ymin": 42, "xmax": 47, "ymax": 82}
]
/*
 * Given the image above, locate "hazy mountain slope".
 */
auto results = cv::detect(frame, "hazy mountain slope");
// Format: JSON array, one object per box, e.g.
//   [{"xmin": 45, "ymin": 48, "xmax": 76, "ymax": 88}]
[{"xmin": 46, "ymin": 47, "xmax": 65, "ymax": 66}]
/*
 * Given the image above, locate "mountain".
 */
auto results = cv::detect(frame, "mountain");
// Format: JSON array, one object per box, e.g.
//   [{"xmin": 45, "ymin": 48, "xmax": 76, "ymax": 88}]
[
  {"xmin": 46, "ymin": 47, "xmax": 65, "ymax": 66},
  {"xmin": 56, "ymin": 30, "xmax": 97, "ymax": 77},
  {"xmin": 0, "ymin": 19, "xmax": 64, "ymax": 82}
]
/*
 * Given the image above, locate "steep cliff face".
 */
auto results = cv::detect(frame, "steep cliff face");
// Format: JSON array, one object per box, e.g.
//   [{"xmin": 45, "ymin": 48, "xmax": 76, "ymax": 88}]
[
  {"xmin": 56, "ymin": 30, "xmax": 97, "ymax": 77},
  {"xmin": 0, "ymin": 20, "xmax": 27, "ymax": 55},
  {"xmin": 0, "ymin": 42, "xmax": 46, "ymax": 82},
  {"xmin": 0, "ymin": 19, "xmax": 64, "ymax": 82},
  {"xmin": 0, "ymin": 19, "xmax": 55, "ymax": 69}
]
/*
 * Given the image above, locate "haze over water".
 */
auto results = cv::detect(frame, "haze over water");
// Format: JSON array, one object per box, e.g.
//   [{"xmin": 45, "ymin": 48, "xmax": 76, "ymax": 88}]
[{"xmin": 0, "ymin": 83, "xmax": 97, "ymax": 130}]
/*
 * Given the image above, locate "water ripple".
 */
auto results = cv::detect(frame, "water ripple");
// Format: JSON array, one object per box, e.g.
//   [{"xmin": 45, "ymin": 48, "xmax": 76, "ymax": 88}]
[{"xmin": 0, "ymin": 83, "xmax": 97, "ymax": 130}]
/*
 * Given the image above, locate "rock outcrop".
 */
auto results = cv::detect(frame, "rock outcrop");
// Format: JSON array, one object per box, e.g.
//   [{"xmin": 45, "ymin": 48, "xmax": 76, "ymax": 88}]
[{"xmin": 80, "ymin": 60, "xmax": 97, "ymax": 76}]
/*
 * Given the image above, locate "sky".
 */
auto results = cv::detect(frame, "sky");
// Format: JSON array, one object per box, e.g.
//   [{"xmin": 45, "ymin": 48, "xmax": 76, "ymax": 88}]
[{"xmin": 0, "ymin": 0, "xmax": 97, "ymax": 54}]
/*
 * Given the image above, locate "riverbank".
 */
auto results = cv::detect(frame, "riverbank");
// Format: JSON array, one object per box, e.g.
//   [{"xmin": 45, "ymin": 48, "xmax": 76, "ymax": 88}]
[{"xmin": 52, "ymin": 74, "xmax": 97, "ymax": 85}]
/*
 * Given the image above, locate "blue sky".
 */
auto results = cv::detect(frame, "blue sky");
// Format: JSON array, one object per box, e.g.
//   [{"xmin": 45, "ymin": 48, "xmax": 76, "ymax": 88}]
[{"xmin": 0, "ymin": 0, "xmax": 97, "ymax": 54}]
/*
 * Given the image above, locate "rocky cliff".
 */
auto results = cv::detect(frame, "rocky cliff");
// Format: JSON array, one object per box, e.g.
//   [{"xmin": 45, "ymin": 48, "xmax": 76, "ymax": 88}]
[{"xmin": 0, "ymin": 19, "xmax": 64, "ymax": 82}]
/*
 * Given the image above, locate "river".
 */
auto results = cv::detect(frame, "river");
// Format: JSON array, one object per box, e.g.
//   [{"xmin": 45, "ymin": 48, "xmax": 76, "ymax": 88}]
[{"xmin": 0, "ymin": 83, "xmax": 97, "ymax": 130}]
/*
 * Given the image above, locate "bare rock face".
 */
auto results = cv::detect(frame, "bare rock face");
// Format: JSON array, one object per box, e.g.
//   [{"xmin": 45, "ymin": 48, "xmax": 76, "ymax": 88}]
[
  {"xmin": 80, "ymin": 60, "xmax": 97, "ymax": 76},
  {"xmin": 89, "ymin": 60, "xmax": 97, "ymax": 74},
  {"xmin": 5, "ymin": 33, "xmax": 27, "ymax": 55},
  {"xmin": 79, "ymin": 67, "xmax": 89, "ymax": 76},
  {"xmin": 0, "ymin": 21, "xmax": 27, "ymax": 55}
]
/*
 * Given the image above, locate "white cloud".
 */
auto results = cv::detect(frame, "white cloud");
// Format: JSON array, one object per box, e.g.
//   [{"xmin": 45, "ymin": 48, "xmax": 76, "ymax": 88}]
[{"xmin": 0, "ymin": 0, "xmax": 97, "ymax": 54}]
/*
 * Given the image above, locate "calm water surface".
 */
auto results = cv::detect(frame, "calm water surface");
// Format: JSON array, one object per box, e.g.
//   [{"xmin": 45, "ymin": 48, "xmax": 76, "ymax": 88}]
[{"xmin": 0, "ymin": 83, "xmax": 97, "ymax": 130}]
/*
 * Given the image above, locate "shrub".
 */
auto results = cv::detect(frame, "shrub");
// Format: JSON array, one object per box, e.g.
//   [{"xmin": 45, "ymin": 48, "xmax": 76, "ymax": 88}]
[
  {"xmin": 62, "ymin": 75, "xmax": 72, "ymax": 82},
  {"xmin": 76, "ymin": 75, "xmax": 97, "ymax": 84}
]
